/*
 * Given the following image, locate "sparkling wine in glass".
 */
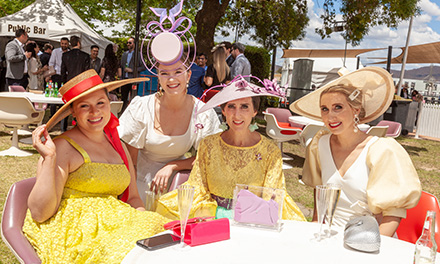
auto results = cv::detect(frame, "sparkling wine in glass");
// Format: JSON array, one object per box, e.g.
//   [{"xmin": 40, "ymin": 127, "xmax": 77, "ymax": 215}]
[
  {"xmin": 177, "ymin": 185, "xmax": 195, "ymax": 249},
  {"xmin": 315, "ymin": 185, "xmax": 328, "ymax": 240},
  {"xmin": 325, "ymin": 183, "xmax": 341, "ymax": 237}
]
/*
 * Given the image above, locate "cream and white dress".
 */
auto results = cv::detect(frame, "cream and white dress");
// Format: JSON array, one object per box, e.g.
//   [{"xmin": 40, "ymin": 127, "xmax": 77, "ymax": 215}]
[
  {"xmin": 302, "ymin": 130, "xmax": 421, "ymax": 227},
  {"xmin": 118, "ymin": 94, "xmax": 221, "ymax": 204}
]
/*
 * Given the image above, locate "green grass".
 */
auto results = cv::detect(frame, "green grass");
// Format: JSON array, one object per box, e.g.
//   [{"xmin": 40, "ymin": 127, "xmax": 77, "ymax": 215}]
[{"xmin": 1, "ymin": 122, "xmax": 440, "ymax": 262}]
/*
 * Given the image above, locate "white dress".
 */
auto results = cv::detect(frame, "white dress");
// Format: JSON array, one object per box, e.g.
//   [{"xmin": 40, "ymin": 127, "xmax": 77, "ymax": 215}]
[
  {"xmin": 319, "ymin": 134, "xmax": 379, "ymax": 227},
  {"xmin": 118, "ymin": 94, "xmax": 221, "ymax": 203}
]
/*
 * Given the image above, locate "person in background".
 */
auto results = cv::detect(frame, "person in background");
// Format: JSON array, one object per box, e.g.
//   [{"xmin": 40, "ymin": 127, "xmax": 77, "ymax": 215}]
[
  {"xmin": 39, "ymin": 43, "xmax": 52, "ymax": 67},
  {"xmin": 25, "ymin": 42, "xmax": 47, "ymax": 91},
  {"xmin": 5, "ymin": 28, "xmax": 29, "ymax": 88},
  {"xmin": 188, "ymin": 52, "xmax": 205, "ymax": 98},
  {"xmin": 89, "ymin": 45, "xmax": 101, "ymax": 74},
  {"xmin": 204, "ymin": 44, "xmax": 231, "ymax": 89},
  {"xmin": 23, "ymin": 70, "xmax": 169, "ymax": 263},
  {"xmin": 47, "ymin": 37, "xmax": 69, "ymax": 85},
  {"xmin": 197, "ymin": 53, "xmax": 207, "ymax": 71},
  {"xmin": 61, "ymin": 36, "xmax": 90, "ymax": 84},
  {"xmin": 100, "ymin": 43, "xmax": 122, "ymax": 83},
  {"xmin": 221, "ymin": 41, "xmax": 234, "ymax": 67},
  {"xmin": 291, "ymin": 67, "xmax": 421, "ymax": 237},
  {"xmin": 157, "ymin": 77, "xmax": 306, "ymax": 221},
  {"xmin": 230, "ymin": 42, "xmax": 251, "ymax": 81}
]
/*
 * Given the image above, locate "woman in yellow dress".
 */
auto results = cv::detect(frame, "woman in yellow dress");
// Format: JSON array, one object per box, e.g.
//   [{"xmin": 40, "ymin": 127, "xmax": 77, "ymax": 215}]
[
  {"xmin": 157, "ymin": 76, "xmax": 306, "ymax": 221},
  {"xmin": 22, "ymin": 70, "xmax": 170, "ymax": 263}
]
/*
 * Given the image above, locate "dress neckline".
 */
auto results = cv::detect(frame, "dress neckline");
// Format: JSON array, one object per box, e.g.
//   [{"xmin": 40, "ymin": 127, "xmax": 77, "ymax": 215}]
[{"xmin": 219, "ymin": 133, "xmax": 263, "ymax": 149}]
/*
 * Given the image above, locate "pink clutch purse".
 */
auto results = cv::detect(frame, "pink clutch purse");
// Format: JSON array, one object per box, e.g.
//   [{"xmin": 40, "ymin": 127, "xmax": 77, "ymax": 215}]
[{"xmin": 164, "ymin": 217, "xmax": 230, "ymax": 247}]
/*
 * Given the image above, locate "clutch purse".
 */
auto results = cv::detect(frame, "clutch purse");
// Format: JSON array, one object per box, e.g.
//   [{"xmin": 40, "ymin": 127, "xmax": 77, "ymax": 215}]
[
  {"xmin": 344, "ymin": 215, "xmax": 381, "ymax": 253},
  {"xmin": 164, "ymin": 217, "xmax": 230, "ymax": 247},
  {"xmin": 232, "ymin": 184, "xmax": 284, "ymax": 231}
]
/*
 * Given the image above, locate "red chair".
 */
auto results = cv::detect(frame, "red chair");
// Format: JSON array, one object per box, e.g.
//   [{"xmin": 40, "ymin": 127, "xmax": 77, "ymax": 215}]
[
  {"xmin": 202, "ymin": 89, "xmax": 220, "ymax": 103},
  {"xmin": 168, "ymin": 170, "xmax": 191, "ymax": 192},
  {"xmin": 377, "ymin": 120, "xmax": 402, "ymax": 138},
  {"xmin": 1, "ymin": 177, "xmax": 41, "ymax": 263},
  {"xmin": 395, "ymin": 191, "xmax": 440, "ymax": 252}
]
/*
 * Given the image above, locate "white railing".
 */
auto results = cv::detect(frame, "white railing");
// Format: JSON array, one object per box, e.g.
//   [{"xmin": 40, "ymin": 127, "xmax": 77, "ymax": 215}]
[{"xmin": 416, "ymin": 103, "xmax": 440, "ymax": 139}]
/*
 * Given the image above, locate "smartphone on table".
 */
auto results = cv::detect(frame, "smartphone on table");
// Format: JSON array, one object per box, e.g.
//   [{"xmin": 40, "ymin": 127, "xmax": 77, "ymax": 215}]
[{"xmin": 136, "ymin": 233, "xmax": 180, "ymax": 251}]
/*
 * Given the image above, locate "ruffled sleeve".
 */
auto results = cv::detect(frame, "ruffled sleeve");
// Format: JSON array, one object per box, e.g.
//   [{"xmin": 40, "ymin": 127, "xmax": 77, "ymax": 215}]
[
  {"xmin": 156, "ymin": 137, "xmax": 217, "ymax": 220},
  {"xmin": 301, "ymin": 130, "xmax": 330, "ymax": 187},
  {"xmin": 262, "ymin": 139, "xmax": 306, "ymax": 221},
  {"xmin": 193, "ymin": 101, "xmax": 221, "ymax": 150},
  {"xmin": 366, "ymin": 137, "xmax": 421, "ymax": 218},
  {"xmin": 117, "ymin": 95, "xmax": 152, "ymax": 149}
]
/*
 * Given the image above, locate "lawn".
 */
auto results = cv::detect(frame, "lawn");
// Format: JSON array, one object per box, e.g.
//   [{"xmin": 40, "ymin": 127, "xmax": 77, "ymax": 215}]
[{"xmin": 1, "ymin": 123, "xmax": 440, "ymax": 263}]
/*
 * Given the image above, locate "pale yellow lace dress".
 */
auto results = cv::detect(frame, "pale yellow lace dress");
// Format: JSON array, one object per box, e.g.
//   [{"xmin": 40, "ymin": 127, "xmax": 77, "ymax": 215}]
[
  {"xmin": 23, "ymin": 135, "xmax": 170, "ymax": 264},
  {"xmin": 156, "ymin": 133, "xmax": 306, "ymax": 221}
]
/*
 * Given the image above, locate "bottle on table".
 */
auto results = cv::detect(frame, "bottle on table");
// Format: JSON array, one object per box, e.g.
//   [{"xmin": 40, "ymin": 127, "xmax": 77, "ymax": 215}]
[
  {"xmin": 414, "ymin": 210, "xmax": 437, "ymax": 264},
  {"xmin": 44, "ymin": 83, "xmax": 49, "ymax": 97},
  {"xmin": 53, "ymin": 82, "xmax": 58, "ymax": 97}
]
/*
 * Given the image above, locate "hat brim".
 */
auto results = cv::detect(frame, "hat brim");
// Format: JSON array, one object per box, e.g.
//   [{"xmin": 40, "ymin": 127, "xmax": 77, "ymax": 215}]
[
  {"xmin": 198, "ymin": 83, "xmax": 283, "ymax": 114},
  {"xmin": 289, "ymin": 67, "xmax": 394, "ymax": 124},
  {"xmin": 46, "ymin": 77, "xmax": 149, "ymax": 130}
]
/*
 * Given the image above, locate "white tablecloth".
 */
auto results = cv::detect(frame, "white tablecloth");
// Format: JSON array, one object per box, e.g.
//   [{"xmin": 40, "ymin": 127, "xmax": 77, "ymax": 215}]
[
  {"xmin": 122, "ymin": 220, "xmax": 438, "ymax": 264},
  {"xmin": 289, "ymin": 116, "xmax": 370, "ymax": 132}
]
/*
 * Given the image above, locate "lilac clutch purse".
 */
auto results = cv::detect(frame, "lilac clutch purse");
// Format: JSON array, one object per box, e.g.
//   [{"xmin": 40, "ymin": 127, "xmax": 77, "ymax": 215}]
[{"xmin": 232, "ymin": 184, "xmax": 285, "ymax": 231}]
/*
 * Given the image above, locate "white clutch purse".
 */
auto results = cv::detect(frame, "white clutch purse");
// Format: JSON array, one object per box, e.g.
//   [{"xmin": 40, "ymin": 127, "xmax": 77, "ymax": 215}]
[{"xmin": 344, "ymin": 215, "xmax": 381, "ymax": 253}]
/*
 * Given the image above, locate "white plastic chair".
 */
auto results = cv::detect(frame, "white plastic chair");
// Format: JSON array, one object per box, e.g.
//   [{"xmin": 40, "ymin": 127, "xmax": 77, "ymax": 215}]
[
  {"xmin": 110, "ymin": 101, "xmax": 123, "ymax": 117},
  {"xmin": 300, "ymin": 124, "xmax": 327, "ymax": 148},
  {"xmin": 0, "ymin": 94, "xmax": 44, "ymax": 156},
  {"xmin": 366, "ymin": 125, "xmax": 389, "ymax": 137}
]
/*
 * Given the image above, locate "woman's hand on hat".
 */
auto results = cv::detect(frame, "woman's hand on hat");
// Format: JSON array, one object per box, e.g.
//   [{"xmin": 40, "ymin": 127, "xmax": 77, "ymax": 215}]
[
  {"xmin": 32, "ymin": 125, "xmax": 55, "ymax": 159},
  {"xmin": 150, "ymin": 165, "xmax": 174, "ymax": 194}
]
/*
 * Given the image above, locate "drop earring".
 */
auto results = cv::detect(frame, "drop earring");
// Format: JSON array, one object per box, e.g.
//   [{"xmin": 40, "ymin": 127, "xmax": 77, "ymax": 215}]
[
  {"xmin": 158, "ymin": 87, "xmax": 164, "ymax": 97},
  {"xmin": 353, "ymin": 115, "xmax": 359, "ymax": 133},
  {"xmin": 249, "ymin": 118, "xmax": 258, "ymax": 132},
  {"xmin": 219, "ymin": 122, "xmax": 228, "ymax": 131}
]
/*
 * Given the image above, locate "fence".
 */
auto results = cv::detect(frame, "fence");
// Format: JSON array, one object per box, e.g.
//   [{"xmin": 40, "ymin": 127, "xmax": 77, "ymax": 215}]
[{"xmin": 416, "ymin": 103, "xmax": 440, "ymax": 139}]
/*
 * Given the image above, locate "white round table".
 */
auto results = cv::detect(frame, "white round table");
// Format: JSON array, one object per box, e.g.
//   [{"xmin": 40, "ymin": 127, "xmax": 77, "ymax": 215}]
[{"xmin": 122, "ymin": 220, "xmax": 438, "ymax": 264}]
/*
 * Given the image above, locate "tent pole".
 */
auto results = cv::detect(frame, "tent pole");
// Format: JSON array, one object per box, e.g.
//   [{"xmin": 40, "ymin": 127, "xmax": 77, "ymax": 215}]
[
  {"xmin": 386, "ymin": 46, "xmax": 392, "ymax": 73},
  {"xmin": 397, "ymin": 16, "xmax": 413, "ymax": 96},
  {"xmin": 132, "ymin": 0, "xmax": 142, "ymax": 99}
]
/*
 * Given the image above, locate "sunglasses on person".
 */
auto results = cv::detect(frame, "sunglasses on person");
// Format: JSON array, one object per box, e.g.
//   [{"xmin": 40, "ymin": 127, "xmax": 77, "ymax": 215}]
[{"xmin": 127, "ymin": 42, "xmax": 133, "ymax": 44}]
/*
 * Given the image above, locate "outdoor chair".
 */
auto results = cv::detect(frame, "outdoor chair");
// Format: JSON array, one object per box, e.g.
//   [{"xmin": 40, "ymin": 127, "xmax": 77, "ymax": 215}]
[
  {"xmin": 202, "ymin": 89, "xmax": 219, "ymax": 103},
  {"xmin": 395, "ymin": 191, "xmax": 440, "ymax": 252},
  {"xmin": 366, "ymin": 125, "xmax": 389, "ymax": 137},
  {"xmin": 376, "ymin": 120, "xmax": 402, "ymax": 138},
  {"xmin": 167, "ymin": 170, "xmax": 191, "ymax": 192},
  {"xmin": 110, "ymin": 101, "xmax": 123, "ymax": 117},
  {"xmin": 1, "ymin": 177, "xmax": 41, "ymax": 263},
  {"xmin": 300, "ymin": 124, "xmax": 327, "ymax": 148},
  {"xmin": 0, "ymin": 95, "xmax": 44, "ymax": 156},
  {"xmin": 263, "ymin": 110, "xmax": 302, "ymax": 169}
]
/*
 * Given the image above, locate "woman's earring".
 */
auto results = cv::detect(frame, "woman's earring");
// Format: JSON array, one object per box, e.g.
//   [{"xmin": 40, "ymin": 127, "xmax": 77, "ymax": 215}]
[
  {"xmin": 158, "ymin": 87, "xmax": 164, "ymax": 97},
  {"xmin": 353, "ymin": 115, "xmax": 359, "ymax": 133},
  {"xmin": 219, "ymin": 122, "xmax": 228, "ymax": 131},
  {"xmin": 249, "ymin": 118, "xmax": 258, "ymax": 132}
]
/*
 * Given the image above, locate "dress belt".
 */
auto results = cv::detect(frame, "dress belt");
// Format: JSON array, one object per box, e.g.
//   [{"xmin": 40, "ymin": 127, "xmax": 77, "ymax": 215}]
[{"xmin": 211, "ymin": 193, "xmax": 233, "ymax": 210}]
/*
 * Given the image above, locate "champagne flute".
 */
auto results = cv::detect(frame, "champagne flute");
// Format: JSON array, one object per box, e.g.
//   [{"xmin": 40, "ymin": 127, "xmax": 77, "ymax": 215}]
[
  {"xmin": 177, "ymin": 185, "xmax": 195, "ymax": 249},
  {"xmin": 315, "ymin": 185, "xmax": 328, "ymax": 240},
  {"xmin": 324, "ymin": 183, "xmax": 341, "ymax": 237}
]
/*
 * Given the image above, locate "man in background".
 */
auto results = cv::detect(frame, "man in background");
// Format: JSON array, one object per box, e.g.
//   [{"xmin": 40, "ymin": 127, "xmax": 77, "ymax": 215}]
[
  {"xmin": 231, "ymin": 42, "xmax": 251, "ymax": 81},
  {"xmin": 197, "ymin": 53, "xmax": 208, "ymax": 71},
  {"xmin": 222, "ymin": 41, "xmax": 234, "ymax": 67},
  {"xmin": 61, "ymin": 36, "xmax": 90, "ymax": 83},
  {"xmin": 39, "ymin": 43, "xmax": 53, "ymax": 67},
  {"xmin": 5, "ymin": 28, "xmax": 29, "ymax": 88},
  {"xmin": 89, "ymin": 45, "xmax": 101, "ymax": 74},
  {"xmin": 47, "ymin": 37, "xmax": 69, "ymax": 85}
]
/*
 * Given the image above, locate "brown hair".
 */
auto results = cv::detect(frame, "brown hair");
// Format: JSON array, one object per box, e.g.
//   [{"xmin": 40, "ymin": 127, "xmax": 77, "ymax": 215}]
[{"xmin": 320, "ymin": 84, "xmax": 366, "ymax": 119}]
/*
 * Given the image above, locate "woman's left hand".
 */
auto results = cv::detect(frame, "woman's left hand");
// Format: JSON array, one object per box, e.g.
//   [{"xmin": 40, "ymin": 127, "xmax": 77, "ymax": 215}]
[{"xmin": 150, "ymin": 165, "xmax": 175, "ymax": 194}]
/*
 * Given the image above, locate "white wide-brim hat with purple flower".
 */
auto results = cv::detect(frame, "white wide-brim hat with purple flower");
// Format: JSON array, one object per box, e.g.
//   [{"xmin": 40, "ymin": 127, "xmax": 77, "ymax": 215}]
[{"xmin": 198, "ymin": 75, "xmax": 286, "ymax": 114}]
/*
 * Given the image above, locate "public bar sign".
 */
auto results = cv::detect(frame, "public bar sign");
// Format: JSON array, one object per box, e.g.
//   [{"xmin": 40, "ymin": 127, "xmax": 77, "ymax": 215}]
[{"xmin": 0, "ymin": 21, "xmax": 49, "ymax": 38}]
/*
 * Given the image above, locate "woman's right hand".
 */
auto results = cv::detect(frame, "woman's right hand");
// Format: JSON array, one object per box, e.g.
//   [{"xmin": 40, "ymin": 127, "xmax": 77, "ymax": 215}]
[{"xmin": 32, "ymin": 125, "xmax": 56, "ymax": 158}]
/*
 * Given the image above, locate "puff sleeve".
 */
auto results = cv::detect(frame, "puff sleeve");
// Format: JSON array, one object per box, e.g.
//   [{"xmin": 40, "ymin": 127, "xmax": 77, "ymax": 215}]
[
  {"xmin": 366, "ymin": 137, "xmax": 421, "ymax": 218},
  {"xmin": 118, "ymin": 96, "xmax": 150, "ymax": 149},
  {"xmin": 301, "ymin": 130, "xmax": 331, "ymax": 187}
]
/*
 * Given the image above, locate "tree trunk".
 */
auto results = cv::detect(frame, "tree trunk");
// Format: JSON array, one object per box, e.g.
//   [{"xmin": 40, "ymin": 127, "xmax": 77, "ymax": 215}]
[{"xmin": 195, "ymin": 0, "xmax": 230, "ymax": 62}]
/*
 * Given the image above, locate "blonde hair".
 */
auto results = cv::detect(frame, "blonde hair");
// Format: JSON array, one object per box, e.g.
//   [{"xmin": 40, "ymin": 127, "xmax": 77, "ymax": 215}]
[
  {"xmin": 212, "ymin": 47, "xmax": 229, "ymax": 83},
  {"xmin": 320, "ymin": 84, "xmax": 366, "ymax": 119}
]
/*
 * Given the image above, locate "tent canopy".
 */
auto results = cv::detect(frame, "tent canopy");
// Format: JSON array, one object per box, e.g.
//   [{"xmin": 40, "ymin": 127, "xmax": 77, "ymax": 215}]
[
  {"xmin": 282, "ymin": 41, "xmax": 440, "ymax": 64},
  {"xmin": 0, "ymin": 0, "xmax": 112, "ymax": 57}
]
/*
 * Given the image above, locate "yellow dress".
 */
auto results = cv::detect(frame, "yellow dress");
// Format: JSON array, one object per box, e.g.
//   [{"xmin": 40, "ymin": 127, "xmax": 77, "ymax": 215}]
[
  {"xmin": 157, "ymin": 133, "xmax": 306, "ymax": 221},
  {"xmin": 23, "ymin": 135, "xmax": 170, "ymax": 264}
]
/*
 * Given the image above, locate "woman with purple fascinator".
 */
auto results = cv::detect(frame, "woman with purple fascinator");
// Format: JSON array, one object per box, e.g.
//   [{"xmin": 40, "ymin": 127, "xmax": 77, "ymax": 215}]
[
  {"xmin": 118, "ymin": 1, "xmax": 221, "ymax": 204},
  {"xmin": 156, "ymin": 76, "xmax": 306, "ymax": 222}
]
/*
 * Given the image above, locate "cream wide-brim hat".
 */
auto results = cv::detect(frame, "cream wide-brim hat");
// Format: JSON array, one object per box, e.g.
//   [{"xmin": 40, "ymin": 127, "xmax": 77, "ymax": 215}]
[
  {"xmin": 289, "ymin": 67, "xmax": 394, "ymax": 124},
  {"xmin": 46, "ymin": 69, "xmax": 149, "ymax": 130}
]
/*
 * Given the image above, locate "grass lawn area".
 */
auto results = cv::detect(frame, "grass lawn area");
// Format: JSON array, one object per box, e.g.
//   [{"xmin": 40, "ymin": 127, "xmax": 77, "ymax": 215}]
[{"xmin": 1, "ymin": 122, "xmax": 440, "ymax": 263}]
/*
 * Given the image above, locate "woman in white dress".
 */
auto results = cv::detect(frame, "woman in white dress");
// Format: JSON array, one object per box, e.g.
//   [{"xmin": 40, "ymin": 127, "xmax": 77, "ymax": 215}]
[
  {"xmin": 25, "ymin": 42, "xmax": 47, "ymax": 91},
  {"xmin": 118, "ymin": 57, "xmax": 220, "ymax": 203},
  {"xmin": 290, "ymin": 67, "xmax": 421, "ymax": 237}
]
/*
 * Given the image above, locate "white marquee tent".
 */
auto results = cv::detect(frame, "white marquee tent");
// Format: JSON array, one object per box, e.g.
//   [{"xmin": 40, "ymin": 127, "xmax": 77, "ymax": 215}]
[{"xmin": 0, "ymin": 0, "xmax": 112, "ymax": 57}]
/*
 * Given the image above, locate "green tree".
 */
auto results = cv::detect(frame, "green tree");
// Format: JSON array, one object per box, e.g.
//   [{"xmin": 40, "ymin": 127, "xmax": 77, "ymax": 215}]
[{"xmin": 315, "ymin": 0, "xmax": 420, "ymax": 46}]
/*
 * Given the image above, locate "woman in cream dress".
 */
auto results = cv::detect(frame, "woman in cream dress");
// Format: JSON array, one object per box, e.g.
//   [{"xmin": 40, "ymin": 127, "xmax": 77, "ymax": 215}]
[{"xmin": 290, "ymin": 67, "xmax": 421, "ymax": 236}]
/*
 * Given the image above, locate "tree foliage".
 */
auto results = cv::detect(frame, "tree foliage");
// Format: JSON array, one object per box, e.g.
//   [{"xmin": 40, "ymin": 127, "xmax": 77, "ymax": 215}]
[{"xmin": 315, "ymin": 0, "xmax": 420, "ymax": 46}]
